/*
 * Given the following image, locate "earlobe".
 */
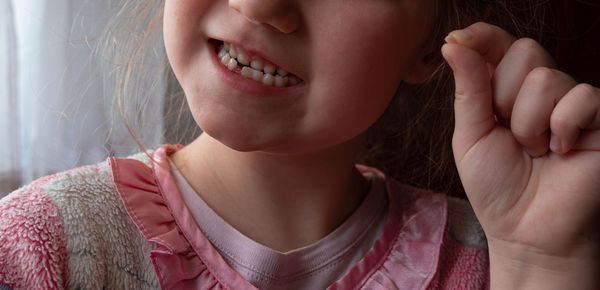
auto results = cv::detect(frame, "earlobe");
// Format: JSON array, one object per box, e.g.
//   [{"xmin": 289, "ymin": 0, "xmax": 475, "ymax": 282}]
[
  {"xmin": 403, "ymin": 2, "xmax": 491, "ymax": 86},
  {"xmin": 403, "ymin": 52, "xmax": 438, "ymax": 84}
]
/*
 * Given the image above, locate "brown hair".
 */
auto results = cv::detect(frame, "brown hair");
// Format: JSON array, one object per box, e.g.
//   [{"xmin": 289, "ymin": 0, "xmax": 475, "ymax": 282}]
[
  {"xmin": 358, "ymin": 0, "xmax": 550, "ymax": 198},
  {"xmin": 106, "ymin": 0, "xmax": 550, "ymax": 197}
]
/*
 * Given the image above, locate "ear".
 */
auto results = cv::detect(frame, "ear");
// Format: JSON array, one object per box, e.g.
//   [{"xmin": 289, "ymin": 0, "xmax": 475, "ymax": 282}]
[{"xmin": 402, "ymin": 51, "xmax": 438, "ymax": 84}]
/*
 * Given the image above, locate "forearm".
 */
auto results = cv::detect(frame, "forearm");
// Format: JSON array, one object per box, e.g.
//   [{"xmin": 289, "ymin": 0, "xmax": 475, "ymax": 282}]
[{"xmin": 488, "ymin": 239, "xmax": 600, "ymax": 290}]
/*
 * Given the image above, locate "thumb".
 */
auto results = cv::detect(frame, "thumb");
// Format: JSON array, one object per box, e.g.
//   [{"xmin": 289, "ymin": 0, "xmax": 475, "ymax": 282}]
[{"xmin": 442, "ymin": 43, "xmax": 496, "ymax": 160}]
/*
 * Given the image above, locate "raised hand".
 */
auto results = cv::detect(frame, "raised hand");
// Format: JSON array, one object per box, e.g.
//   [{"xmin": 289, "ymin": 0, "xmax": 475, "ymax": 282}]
[{"xmin": 442, "ymin": 22, "xmax": 600, "ymax": 289}]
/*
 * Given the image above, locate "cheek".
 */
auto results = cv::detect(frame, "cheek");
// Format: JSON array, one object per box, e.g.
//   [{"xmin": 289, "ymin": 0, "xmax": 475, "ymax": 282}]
[
  {"xmin": 304, "ymin": 3, "xmax": 435, "ymax": 136},
  {"xmin": 163, "ymin": 0, "xmax": 214, "ymax": 81},
  {"xmin": 305, "ymin": 24, "xmax": 412, "ymax": 135}
]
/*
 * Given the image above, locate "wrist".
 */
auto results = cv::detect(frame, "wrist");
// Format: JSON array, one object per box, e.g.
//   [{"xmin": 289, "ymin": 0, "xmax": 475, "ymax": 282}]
[{"xmin": 487, "ymin": 238, "xmax": 600, "ymax": 290}]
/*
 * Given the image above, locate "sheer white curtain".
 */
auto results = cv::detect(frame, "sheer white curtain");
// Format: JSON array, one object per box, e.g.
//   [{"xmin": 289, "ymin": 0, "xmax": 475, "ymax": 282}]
[
  {"xmin": 1, "ymin": 0, "xmax": 166, "ymax": 197},
  {"xmin": 0, "ymin": 0, "xmax": 19, "ymax": 195}
]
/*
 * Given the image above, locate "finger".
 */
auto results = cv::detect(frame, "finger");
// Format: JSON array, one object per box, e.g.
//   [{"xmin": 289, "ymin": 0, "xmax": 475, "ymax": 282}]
[
  {"xmin": 442, "ymin": 43, "xmax": 495, "ymax": 160},
  {"xmin": 493, "ymin": 38, "xmax": 557, "ymax": 126},
  {"xmin": 445, "ymin": 22, "xmax": 516, "ymax": 68},
  {"xmin": 550, "ymin": 83, "xmax": 600, "ymax": 153},
  {"xmin": 510, "ymin": 68, "xmax": 577, "ymax": 157}
]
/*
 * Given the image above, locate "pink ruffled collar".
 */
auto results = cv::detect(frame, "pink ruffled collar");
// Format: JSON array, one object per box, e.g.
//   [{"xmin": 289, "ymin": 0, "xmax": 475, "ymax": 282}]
[{"xmin": 109, "ymin": 144, "xmax": 447, "ymax": 290}]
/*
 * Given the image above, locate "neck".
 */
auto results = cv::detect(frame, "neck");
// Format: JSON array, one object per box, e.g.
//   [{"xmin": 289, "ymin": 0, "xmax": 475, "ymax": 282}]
[{"xmin": 171, "ymin": 133, "xmax": 369, "ymax": 252}]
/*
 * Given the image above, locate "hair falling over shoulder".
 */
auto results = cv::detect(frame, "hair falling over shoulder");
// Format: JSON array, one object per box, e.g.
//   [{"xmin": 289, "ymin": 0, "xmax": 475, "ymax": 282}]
[
  {"xmin": 105, "ymin": 0, "xmax": 551, "ymax": 197},
  {"xmin": 100, "ymin": 0, "xmax": 200, "ymax": 156}
]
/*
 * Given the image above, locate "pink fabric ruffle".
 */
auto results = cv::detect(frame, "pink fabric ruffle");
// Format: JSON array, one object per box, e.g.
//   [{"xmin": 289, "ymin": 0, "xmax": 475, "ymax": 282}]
[
  {"xmin": 110, "ymin": 145, "xmax": 253, "ymax": 289},
  {"xmin": 0, "ymin": 175, "xmax": 69, "ymax": 290},
  {"xmin": 330, "ymin": 167, "xmax": 448, "ymax": 289},
  {"xmin": 110, "ymin": 145, "xmax": 455, "ymax": 290}
]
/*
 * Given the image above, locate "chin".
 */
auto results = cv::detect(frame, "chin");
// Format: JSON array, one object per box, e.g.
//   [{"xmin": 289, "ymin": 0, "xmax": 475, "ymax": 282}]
[
  {"xmin": 194, "ymin": 113, "xmax": 363, "ymax": 156},
  {"xmin": 197, "ymin": 118, "xmax": 274, "ymax": 153},
  {"xmin": 201, "ymin": 125, "xmax": 308, "ymax": 155},
  {"xmin": 204, "ymin": 130, "xmax": 259, "ymax": 153}
]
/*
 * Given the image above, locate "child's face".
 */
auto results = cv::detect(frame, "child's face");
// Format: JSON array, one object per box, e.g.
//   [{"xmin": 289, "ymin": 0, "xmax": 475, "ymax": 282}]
[{"xmin": 164, "ymin": 0, "xmax": 436, "ymax": 154}]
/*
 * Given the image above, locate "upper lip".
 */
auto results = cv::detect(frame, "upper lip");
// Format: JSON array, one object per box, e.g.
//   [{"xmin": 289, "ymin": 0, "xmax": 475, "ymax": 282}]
[{"xmin": 211, "ymin": 36, "xmax": 303, "ymax": 80}]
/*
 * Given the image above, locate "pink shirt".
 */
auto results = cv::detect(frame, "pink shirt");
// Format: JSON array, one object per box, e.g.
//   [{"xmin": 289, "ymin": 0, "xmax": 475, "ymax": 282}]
[{"xmin": 171, "ymin": 162, "xmax": 389, "ymax": 289}]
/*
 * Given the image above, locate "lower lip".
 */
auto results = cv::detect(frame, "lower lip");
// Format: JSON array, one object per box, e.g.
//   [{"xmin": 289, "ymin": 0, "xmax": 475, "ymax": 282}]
[{"xmin": 207, "ymin": 40, "xmax": 305, "ymax": 97}]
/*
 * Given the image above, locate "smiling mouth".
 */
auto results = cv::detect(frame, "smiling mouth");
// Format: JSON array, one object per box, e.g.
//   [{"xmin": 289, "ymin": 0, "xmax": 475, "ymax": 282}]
[{"xmin": 213, "ymin": 40, "xmax": 303, "ymax": 88}]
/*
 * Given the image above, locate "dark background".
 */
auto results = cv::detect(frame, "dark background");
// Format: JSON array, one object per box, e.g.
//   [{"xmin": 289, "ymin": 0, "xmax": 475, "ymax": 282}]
[{"xmin": 548, "ymin": 0, "xmax": 600, "ymax": 86}]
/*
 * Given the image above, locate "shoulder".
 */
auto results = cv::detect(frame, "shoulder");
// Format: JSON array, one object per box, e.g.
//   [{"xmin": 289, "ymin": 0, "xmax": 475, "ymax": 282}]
[
  {"xmin": 40, "ymin": 150, "xmax": 152, "ymax": 221},
  {"xmin": 358, "ymin": 167, "xmax": 487, "ymax": 249},
  {"xmin": 41, "ymin": 151, "xmax": 151, "ymax": 213},
  {"xmin": 347, "ymin": 173, "xmax": 489, "ymax": 290},
  {"xmin": 45, "ymin": 152, "xmax": 159, "ymax": 289},
  {"xmin": 0, "ymin": 173, "xmax": 69, "ymax": 289},
  {"xmin": 1, "ymin": 151, "xmax": 159, "ymax": 289},
  {"xmin": 42, "ymin": 151, "xmax": 152, "ymax": 199},
  {"xmin": 379, "ymin": 177, "xmax": 490, "ymax": 289},
  {"xmin": 383, "ymin": 177, "xmax": 487, "ymax": 248}
]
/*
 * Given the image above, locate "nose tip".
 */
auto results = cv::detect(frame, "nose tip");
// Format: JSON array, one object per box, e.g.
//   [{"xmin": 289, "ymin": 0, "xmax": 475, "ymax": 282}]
[{"xmin": 229, "ymin": 0, "xmax": 300, "ymax": 34}]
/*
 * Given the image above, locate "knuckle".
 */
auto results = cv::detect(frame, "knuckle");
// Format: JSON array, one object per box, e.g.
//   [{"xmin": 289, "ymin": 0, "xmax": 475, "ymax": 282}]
[
  {"xmin": 470, "ymin": 22, "xmax": 504, "ymax": 38},
  {"xmin": 512, "ymin": 38, "xmax": 542, "ymax": 54},
  {"xmin": 571, "ymin": 83, "xmax": 599, "ymax": 101},
  {"xmin": 470, "ymin": 21, "xmax": 490, "ymax": 32},
  {"xmin": 509, "ymin": 38, "xmax": 556, "ymax": 68},
  {"xmin": 524, "ymin": 67, "xmax": 557, "ymax": 90}
]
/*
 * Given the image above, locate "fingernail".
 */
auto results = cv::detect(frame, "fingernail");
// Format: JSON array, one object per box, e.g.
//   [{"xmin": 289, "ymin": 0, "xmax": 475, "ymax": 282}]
[
  {"xmin": 444, "ymin": 34, "xmax": 457, "ymax": 44},
  {"xmin": 446, "ymin": 29, "xmax": 474, "ymax": 45},
  {"xmin": 550, "ymin": 135, "xmax": 562, "ymax": 153}
]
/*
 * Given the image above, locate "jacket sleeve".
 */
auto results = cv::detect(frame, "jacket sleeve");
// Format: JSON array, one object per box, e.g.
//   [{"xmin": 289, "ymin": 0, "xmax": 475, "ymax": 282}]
[{"xmin": 0, "ymin": 176, "xmax": 69, "ymax": 290}]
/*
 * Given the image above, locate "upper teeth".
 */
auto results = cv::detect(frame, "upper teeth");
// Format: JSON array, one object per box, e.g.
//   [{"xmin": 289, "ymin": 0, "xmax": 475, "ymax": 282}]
[{"xmin": 218, "ymin": 42, "xmax": 301, "ymax": 87}]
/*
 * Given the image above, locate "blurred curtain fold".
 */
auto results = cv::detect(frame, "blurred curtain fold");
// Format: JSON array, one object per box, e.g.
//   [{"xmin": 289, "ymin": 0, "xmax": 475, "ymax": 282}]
[{"xmin": 0, "ymin": 0, "xmax": 19, "ymax": 195}]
